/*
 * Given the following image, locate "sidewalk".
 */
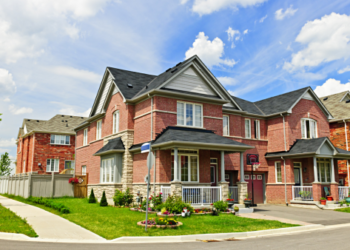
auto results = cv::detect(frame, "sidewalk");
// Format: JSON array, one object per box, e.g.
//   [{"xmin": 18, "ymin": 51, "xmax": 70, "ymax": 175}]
[{"xmin": 0, "ymin": 195, "xmax": 105, "ymax": 241}]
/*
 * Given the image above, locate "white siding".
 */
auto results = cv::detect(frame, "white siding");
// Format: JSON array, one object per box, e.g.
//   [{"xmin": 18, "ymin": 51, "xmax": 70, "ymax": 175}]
[
  {"xmin": 165, "ymin": 67, "xmax": 217, "ymax": 96},
  {"xmin": 302, "ymin": 91, "xmax": 314, "ymax": 100},
  {"xmin": 96, "ymin": 76, "xmax": 113, "ymax": 114}
]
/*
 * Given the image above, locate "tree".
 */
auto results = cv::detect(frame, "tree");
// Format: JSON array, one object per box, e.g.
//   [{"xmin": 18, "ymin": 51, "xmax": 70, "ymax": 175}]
[
  {"xmin": 88, "ymin": 189, "xmax": 97, "ymax": 203},
  {"xmin": 0, "ymin": 113, "xmax": 2, "ymax": 122},
  {"xmin": 100, "ymin": 191, "xmax": 108, "ymax": 207},
  {"xmin": 0, "ymin": 152, "xmax": 12, "ymax": 176}
]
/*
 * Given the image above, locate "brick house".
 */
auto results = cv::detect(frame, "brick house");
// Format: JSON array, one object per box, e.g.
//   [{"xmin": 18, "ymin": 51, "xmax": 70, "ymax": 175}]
[
  {"xmin": 321, "ymin": 91, "xmax": 350, "ymax": 187},
  {"xmin": 74, "ymin": 55, "xmax": 350, "ymax": 205},
  {"xmin": 16, "ymin": 115, "xmax": 88, "ymax": 174}
]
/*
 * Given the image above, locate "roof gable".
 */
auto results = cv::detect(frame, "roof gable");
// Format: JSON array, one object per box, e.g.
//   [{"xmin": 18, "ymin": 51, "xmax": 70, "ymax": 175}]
[{"xmin": 320, "ymin": 91, "xmax": 350, "ymax": 120}]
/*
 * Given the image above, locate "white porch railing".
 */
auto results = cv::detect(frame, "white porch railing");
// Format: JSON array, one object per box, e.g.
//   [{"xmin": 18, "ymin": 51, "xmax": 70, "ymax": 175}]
[
  {"xmin": 182, "ymin": 186, "xmax": 221, "ymax": 205},
  {"xmin": 161, "ymin": 186, "xmax": 171, "ymax": 202},
  {"xmin": 292, "ymin": 186, "xmax": 313, "ymax": 201},
  {"xmin": 339, "ymin": 186, "xmax": 350, "ymax": 201},
  {"xmin": 229, "ymin": 186, "xmax": 238, "ymax": 202}
]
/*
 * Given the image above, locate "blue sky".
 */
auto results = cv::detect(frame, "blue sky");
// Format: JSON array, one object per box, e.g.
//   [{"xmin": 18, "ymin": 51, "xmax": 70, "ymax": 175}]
[{"xmin": 1, "ymin": 0, "xmax": 350, "ymax": 171}]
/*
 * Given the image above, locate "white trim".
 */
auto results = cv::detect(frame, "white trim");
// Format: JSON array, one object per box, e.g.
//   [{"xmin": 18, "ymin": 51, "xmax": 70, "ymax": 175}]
[
  {"xmin": 223, "ymin": 115, "xmax": 229, "ymax": 136},
  {"xmin": 301, "ymin": 118, "xmax": 318, "ymax": 139},
  {"xmin": 254, "ymin": 120, "xmax": 260, "ymax": 139},
  {"xmin": 46, "ymin": 159, "xmax": 59, "ymax": 173},
  {"xmin": 317, "ymin": 157, "xmax": 332, "ymax": 183},
  {"xmin": 100, "ymin": 157, "xmax": 116, "ymax": 184},
  {"xmin": 96, "ymin": 119, "xmax": 102, "ymax": 140},
  {"xmin": 82, "ymin": 165, "xmax": 87, "ymax": 176},
  {"xmin": 177, "ymin": 101, "xmax": 203, "ymax": 128},
  {"xmin": 50, "ymin": 134, "xmax": 70, "ymax": 145},
  {"xmin": 83, "ymin": 128, "xmax": 88, "ymax": 146},
  {"xmin": 340, "ymin": 91, "xmax": 350, "ymax": 102},
  {"xmin": 275, "ymin": 161, "xmax": 282, "ymax": 183},
  {"xmin": 245, "ymin": 119, "xmax": 251, "ymax": 139},
  {"xmin": 210, "ymin": 165, "xmax": 216, "ymax": 184},
  {"xmin": 171, "ymin": 150, "xmax": 199, "ymax": 183},
  {"xmin": 113, "ymin": 110, "xmax": 120, "ymax": 134},
  {"xmin": 293, "ymin": 162, "xmax": 303, "ymax": 186}
]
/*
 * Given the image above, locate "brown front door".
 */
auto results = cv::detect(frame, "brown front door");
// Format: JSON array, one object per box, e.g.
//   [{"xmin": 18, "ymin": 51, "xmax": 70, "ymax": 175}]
[{"xmin": 74, "ymin": 174, "xmax": 88, "ymax": 198}]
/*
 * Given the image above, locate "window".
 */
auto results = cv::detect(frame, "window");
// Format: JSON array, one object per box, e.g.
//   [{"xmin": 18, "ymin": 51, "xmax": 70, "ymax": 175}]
[
  {"xmin": 317, "ymin": 158, "xmax": 331, "ymax": 183},
  {"xmin": 223, "ymin": 115, "xmax": 229, "ymax": 136},
  {"xmin": 113, "ymin": 111, "xmax": 119, "ymax": 134},
  {"xmin": 50, "ymin": 135, "xmax": 70, "ymax": 145},
  {"xmin": 82, "ymin": 166, "xmax": 86, "ymax": 176},
  {"xmin": 83, "ymin": 128, "xmax": 88, "ymax": 146},
  {"xmin": 245, "ymin": 119, "xmax": 251, "ymax": 138},
  {"xmin": 275, "ymin": 161, "xmax": 282, "ymax": 183},
  {"xmin": 65, "ymin": 161, "xmax": 75, "ymax": 170},
  {"xmin": 23, "ymin": 160, "xmax": 26, "ymax": 173},
  {"xmin": 171, "ymin": 150, "xmax": 199, "ymax": 182},
  {"xmin": 101, "ymin": 158, "xmax": 115, "ymax": 183},
  {"xmin": 46, "ymin": 159, "xmax": 59, "ymax": 172},
  {"xmin": 301, "ymin": 118, "xmax": 317, "ymax": 139},
  {"xmin": 96, "ymin": 120, "xmax": 102, "ymax": 140},
  {"xmin": 245, "ymin": 175, "xmax": 250, "ymax": 180},
  {"xmin": 177, "ymin": 102, "xmax": 202, "ymax": 127},
  {"xmin": 254, "ymin": 120, "xmax": 260, "ymax": 139}
]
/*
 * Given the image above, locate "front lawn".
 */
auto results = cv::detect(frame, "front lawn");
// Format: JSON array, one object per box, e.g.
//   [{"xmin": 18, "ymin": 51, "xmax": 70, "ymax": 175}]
[
  {"xmin": 0, "ymin": 204, "xmax": 38, "ymax": 237},
  {"xmin": 335, "ymin": 207, "xmax": 350, "ymax": 213},
  {"xmin": 1, "ymin": 196, "xmax": 298, "ymax": 239}
]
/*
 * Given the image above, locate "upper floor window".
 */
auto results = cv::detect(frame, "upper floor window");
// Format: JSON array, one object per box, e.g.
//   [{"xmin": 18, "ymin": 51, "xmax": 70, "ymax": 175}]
[
  {"xmin": 51, "ymin": 135, "xmax": 70, "ymax": 145},
  {"xmin": 83, "ymin": 128, "xmax": 88, "ymax": 146},
  {"xmin": 223, "ymin": 115, "xmax": 229, "ymax": 136},
  {"xmin": 254, "ymin": 120, "xmax": 260, "ymax": 139},
  {"xmin": 301, "ymin": 118, "xmax": 317, "ymax": 139},
  {"xmin": 177, "ymin": 102, "xmax": 202, "ymax": 127},
  {"xmin": 245, "ymin": 119, "xmax": 251, "ymax": 139},
  {"xmin": 113, "ymin": 110, "xmax": 120, "ymax": 134},
  {"xmin": 96, "ymin": 120, "xmax": 102, "ymax": 140}
]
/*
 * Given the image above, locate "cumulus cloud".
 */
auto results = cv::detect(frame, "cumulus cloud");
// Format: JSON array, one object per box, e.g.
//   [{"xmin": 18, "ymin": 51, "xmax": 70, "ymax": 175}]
[
  {"xmin": 243, "ymin": 29, "xmax": 249, "ymax": 34},
  {"xmin": 275, "ymin": 5, "xmax": 298, "ymax": 20},
  {"xmin": 284, "ymin": 13, "xmax": 350, "ymax": 71},
  {"xmin": 59, "ymin": 107, "xmax": 91, "ymax": 117},
  {"xmin": 189, "ymin": 0, "xmax": 267, "ymax": 15},
  {"xmin": 3, "ymin": 97, "xmax": 10, "ymax": 102},
  {"xmin": 0, "ymin": 68, "xmax": 16, "ymax": 96},
  {"xmin": 0, "ymin": 138, "xmax": 16, "ymax": 148},
  {"xmin": 185, "ymin": 32, "xmax": 236, "ymax": 68},
  {"xmin": 0, "ymin": 0, "xmax": 110, "ymax": 63},
  {"xmin": 217, "ymin": 76, "xmax": 237, "ymax": 86},
  {"xmin": 9, "ymin": 105, "xmax": 33, "ymax": 115},
  {"xmin": 226, "ymin": 27, "xmax": 240, "ymax": 48},
  {"xmin": 314, "ymin": 78, "xmax": 350, "ymax": 97},
  {"xmin": 48, "ymin": 66, "xmax": 101, "ymax": 83},
  {"xmin": 259, "ymin": 15, "xmax": 267, "ymax": 23},
  {"xmin": 338, "ymin": 66, "xmax": 350, "ymax": 74}
]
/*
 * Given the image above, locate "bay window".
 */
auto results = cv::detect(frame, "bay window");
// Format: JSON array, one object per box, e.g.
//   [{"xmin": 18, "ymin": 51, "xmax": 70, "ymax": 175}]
[
  {"xmin": 171, "ymin": 150, "xmax": 198, "ymax": 182},
  {"xmin": 47, "ymin": 159, "xmax": 59, "ymax": 172},
  {"xmin": 301, "ymin": 118, "xmax": 317, "ymax": 139},
  {"xmin": 317, "ymin": 158, "xmax": 331, "ymax": 183},
  {"xmin": 223, "ymin": 115, "xmax": 229, "ymax": 136},
  {"xmin": 177, "ymin": 102, "xmax": 202, "ymax": 127},
  {"xmin": 101, "ymin": 157, "xmax": 115, "ymax": 183},
  {"xmin": 245, "ymin": 119, "xmax": 251, "ymax": 138},
  {"xmin": 51, "ymin": 135, "xmax": 70, "ymax": 145}
]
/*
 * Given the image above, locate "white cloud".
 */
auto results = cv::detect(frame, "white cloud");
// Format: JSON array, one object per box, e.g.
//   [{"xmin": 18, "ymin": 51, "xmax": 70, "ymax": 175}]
[
  {"xmin": 0, "ymin": 0, "xmax": 110, "ymax": 63},
  {"xmin": 48, "ymin": 66, "xmax": 101, "ymax": 83},
  {"xmin": 3, "ymin": 97, "xmax": 10, "ymax": 102},
  {"xmin": 217, "ymin": 76, "xmax": 237, "ymax": 86},
  {"xmin": 9, "ymin": 105, "xmax": 33, "ymax": 115},
  {"xmin": 0, "ymin": 138, "xmax": 16, "ymax": 148},
  {"xmin": 189, "ymin": 0, "xmax": 267, "ymax": 15},
  {"xmin": 243, "ymin": 29, "xmax": 248, "ymax": 34},
  {"xmin": 259, "ymin": 15, "xmax": 268, "ymax": 23},
  {"xmin": 284, "ymin": 13, "xmax": 350, "ymax": 71},
  {"xmin": 226, "ymin": 27, "xmax": 240, "ymax": 48},
  {"xmin": 228, "ymin": 90, "xmax": 235, "ymax": 96},
  {"xmin": 275, "ymin": 5, "xmax": 298, "ymax": 20},
  {"xmin": 59, "ymin": 107, "xmax": 91, "ymax": 117},
  {"xmin": 0, "ymin": 68, "xmax": 16, "ymax": 96},
  {"xmin": 185, "ymin": 32, "xmax": 236, "ymax": 68},
  {"xmin": 338, "ymin": 66, "xmax": 350, "ymax": 74},
  {"xmin": 314, "ymin": 78, "xmax": 350, "ymax": 97},
  {"xmin": 180, "ymin": 0, "xmax": 190, "ymax": 4}
]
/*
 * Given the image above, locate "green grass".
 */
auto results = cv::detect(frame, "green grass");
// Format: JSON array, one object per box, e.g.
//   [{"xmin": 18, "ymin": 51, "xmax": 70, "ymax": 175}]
[
  {"xmin": 2, "ymin": 195, "xmax": 298, "ymax": 240},
  {"xmin": 335, "ymin": 207, "xmax": 350, "ymax": 213},
  {"xmin": 0, "ymin": 204, "xmax": 38, "ymax": 237}
]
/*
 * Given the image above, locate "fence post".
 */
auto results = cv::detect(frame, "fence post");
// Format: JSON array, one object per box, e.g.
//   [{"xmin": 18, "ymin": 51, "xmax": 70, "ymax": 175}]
[
  {"xmin": 28, "ymin": 173, "xmax": 32, "ymax": 198},
  {"xmin": 51, "ymin": 173, "xmax": 55, "ymax": 198},
  {"xmin": 201, "ymin": 187, "xmax": 203, "ymax": 206}
]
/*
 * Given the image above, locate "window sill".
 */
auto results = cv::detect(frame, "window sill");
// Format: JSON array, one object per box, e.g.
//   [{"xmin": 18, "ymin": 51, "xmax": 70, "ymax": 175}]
[
  {"xmin": 175, "ymin": 125, "xmax": 206, "ymax": 130},
  {"xmin": 50, "ymin": 144, "xmax": 71, "ymax": 146}
]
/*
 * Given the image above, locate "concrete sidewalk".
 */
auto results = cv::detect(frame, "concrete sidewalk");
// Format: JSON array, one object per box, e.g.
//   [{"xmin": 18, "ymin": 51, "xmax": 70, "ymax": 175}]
[{"xmin": 0, "ymin": 195, "xmax": 105, "ymax": 241}]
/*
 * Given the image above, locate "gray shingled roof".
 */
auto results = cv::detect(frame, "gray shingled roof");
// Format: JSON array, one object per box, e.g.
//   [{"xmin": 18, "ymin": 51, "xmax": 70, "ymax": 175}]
[
  {"xmin": 94, "ymin": 137, "xmax": 125, "ymax": 156},
  {"xmin": 231, "ymin": 96, "xmax": 264, "ymax": 115},
  {"xmin": 21, "ymin": 114, "xmax": 88, "ymax": 137}
]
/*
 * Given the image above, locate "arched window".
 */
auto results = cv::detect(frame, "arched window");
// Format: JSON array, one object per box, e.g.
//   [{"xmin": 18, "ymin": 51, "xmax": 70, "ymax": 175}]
[
  {"xmin": 113, "ymin": 110, "xmax": 119, "ymax": 134},
  {"xmin": 301, "ymin": 118, "xmax": 317, "ymax": 139}
]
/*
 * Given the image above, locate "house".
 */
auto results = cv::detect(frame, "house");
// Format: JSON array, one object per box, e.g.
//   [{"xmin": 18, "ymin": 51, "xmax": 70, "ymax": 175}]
[
  {"xmin": 321, "ymin": 91, "xmax": 350, "ymax": 187},
  {"xmin": 74, "ymin": 55, "xmax": 350, "ymax": 205},
  {"xmin": 16, "ymin": 115, "xmax": 88, "ymax": 174}
]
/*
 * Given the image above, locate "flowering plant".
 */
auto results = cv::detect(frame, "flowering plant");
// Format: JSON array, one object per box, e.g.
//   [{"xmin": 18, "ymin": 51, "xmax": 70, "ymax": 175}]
[
  {"xmin": 68, "ymin": 177, "xmax": 79, "ymax": 184},
  {"xmin": 226, "ymin": 199, "xmax": 234, "ymax": 202}
]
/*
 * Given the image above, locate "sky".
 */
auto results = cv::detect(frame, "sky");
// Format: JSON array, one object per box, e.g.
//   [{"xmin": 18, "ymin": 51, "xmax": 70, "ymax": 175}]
[{"xmin": 1, "ymin": 0, "xmax": 350, "ymax": 172}]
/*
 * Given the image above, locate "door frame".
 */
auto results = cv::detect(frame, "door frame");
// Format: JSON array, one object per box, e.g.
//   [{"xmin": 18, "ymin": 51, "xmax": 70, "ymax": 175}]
[
  {"xmin": 293, "ymin": 162, "xmax": 303, "ymax": 186},
  {"xmin": 210, "ymin": 158, "xmax": 218, "ymax": 186}
]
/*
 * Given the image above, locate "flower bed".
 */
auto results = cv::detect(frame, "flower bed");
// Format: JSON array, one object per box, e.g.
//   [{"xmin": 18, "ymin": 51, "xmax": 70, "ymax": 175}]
[
  {"xmin": 137, "ymin": 218, "xmax": 183, "ymax": 228},
  {"xmin": 129, "ymin": 208, "xmax": 158, "ymax": 213},
  {"xmin": 192, "ymin": 208, "xmax": 234, "ymax": 215},
  {"xmin": 156, "ymin": 212, "xmax": 181, "ymax": 217}
]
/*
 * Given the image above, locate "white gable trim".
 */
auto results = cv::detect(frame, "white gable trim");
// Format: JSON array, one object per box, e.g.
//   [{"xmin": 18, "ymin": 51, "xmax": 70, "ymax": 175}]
[
  {"xmin": 340, "ymin": 91, "xmax": 350, "ymax": 102},
  {"xmin": 316, "ymin": 138, "xmax": 337, "ymax": 155}
]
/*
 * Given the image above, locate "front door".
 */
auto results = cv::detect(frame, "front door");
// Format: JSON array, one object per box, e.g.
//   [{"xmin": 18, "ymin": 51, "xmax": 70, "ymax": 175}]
[
  {"xmin": 210, "ymin": 165, "xmax": 216, "ymax": 186},
  {"xmin": 293, "ymin": 163, "xmax": 302, "ymax": 186},
  {"xmin": 246, "ymin": 174, "xmax": 264, "ymax": 204}
]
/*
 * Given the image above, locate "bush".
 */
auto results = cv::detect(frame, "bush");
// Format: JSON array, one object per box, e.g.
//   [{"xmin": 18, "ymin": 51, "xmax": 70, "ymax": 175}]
[
  {"xmin": 113, "ymin": 188, "xmax": 134, "ymax": 206},
  {"xmin": 27, "ymin": 197, "xmax": 70, "ymax": 214},
  {"xmin": 161, "ymin": 195, "xmax": 194, "ymax": 214},
  {"xmin": 100, "ymin": 191, "xmax": 108, "ymax": 207},
  {"xmin": 88, "ymin": 189, "xmax": 97, "ymax": 203},
  {"xmin": 213, "ymin": 200, "xmax": 228, "ymax": 212}
]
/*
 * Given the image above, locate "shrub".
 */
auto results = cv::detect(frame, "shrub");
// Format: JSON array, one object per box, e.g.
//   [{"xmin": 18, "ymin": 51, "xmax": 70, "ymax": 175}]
[
  {"xmin": 213, "ymin": 200, "xmax": 228, "ymax": 212},
  {"xmin": 27, "ymin": 197, "xmax": 70, "ymax": 214},
  {"xmin": 113, "ymin": 188, "xmax": 134, "ymax": 206},
  {"xmin": 100, "ymin": 191, "xmax": 108, "ymax": 207},
  {"xmin": 124, "ymin": 188, "xmax": 133, "ymax": 206},
  {"xmin": 161, "ymin": 195, "xmax": 193, "ymax": 214},
  {"xmin": 88, "ymin": 189, "xmax": 97, "ymax": 203}
]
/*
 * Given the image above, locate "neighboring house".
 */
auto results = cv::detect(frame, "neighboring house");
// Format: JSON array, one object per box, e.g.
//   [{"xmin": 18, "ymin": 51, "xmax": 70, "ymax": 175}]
[
  {"xmin": 74, "ymin": 55, "xmax": 350, "ymax": 205},
  {"xmin": 16, "ymin": 115, "xmax": 88, "ymax": 174},
  {"xmin": 321, "ymin": 91, "xmax": 350, "ymax": 187}
]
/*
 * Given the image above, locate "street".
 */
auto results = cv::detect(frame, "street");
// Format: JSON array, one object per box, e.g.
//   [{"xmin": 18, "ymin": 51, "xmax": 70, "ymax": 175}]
[{"xmin": 1, "ymin": 225, "xmax": 349, "ymax": 250}]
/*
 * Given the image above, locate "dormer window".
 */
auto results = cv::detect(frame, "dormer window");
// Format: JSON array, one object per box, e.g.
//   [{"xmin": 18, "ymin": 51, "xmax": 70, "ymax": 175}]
[{"xmin": 301, "ymin": 118, "xmax": 317, "ymax": 139}]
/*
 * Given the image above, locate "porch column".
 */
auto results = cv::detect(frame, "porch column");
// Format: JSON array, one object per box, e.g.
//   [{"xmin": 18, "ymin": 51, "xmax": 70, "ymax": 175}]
[
  {"xmin": 331, "ymin": 158, "xmax": 336, "ymax": 183},
  {"xmin": 219, "ymin": 151, "xmax": 229, "ymax": 201},
  {"xmin": 171, "ymin": 147, "xmax": 182, "ymax": 197},
  {"xmin": 221, "ymin": 151, "xmax": 225, "ymax": 182},
  {"xmin": 237, "ymin": 152, "xmax": 247, "ymax": 204},
  {"xmin": 173, "ymin": 147, "xmax": 179, "ymax": 181},
  {"xmin": 240, "ymin": 152, "xmax": 245, "ymax": 182},
  {"xmin": 330, "ymin": 158, "xmax": 339, "ymax": 201},
  {"xmin": 313, "ymin": 156, "xmax": 318, "ymax": 182}
]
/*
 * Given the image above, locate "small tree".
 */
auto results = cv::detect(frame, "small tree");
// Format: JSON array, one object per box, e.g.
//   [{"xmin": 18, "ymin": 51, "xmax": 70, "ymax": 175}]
[
  {"xmin": 0, "ymin": 152, "xmax": 12, "ymax": 176},
  {"xmin": 0, "ymin": 113, "xmax": 2, "ymax": 122},
  {"xmin": 100, "ymin": 191, "xmax": 108, "ymax": 207},
  {"xmin": 88, "ymin": 189, "xmax": 96, "ymax": 203}
]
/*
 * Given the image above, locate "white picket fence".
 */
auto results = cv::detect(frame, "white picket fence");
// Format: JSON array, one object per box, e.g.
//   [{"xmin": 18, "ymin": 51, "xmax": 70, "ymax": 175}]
[
  {"xmin": 229, "ymin": 186, "xmax": 238, "ymax": 202},
  {"xmin": 339, "ymin": 186, "xmax": 350, "ymax": 201},
  {"xmin": 292, "ymin": 186, "xmax": 313, "ymax": 201},
  {"xmin": 182, "ymin": 186, "xmax": 221, "ymax": 205}
]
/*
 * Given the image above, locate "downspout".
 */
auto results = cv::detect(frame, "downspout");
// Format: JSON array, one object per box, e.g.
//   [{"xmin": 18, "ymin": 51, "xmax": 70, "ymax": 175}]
[
  {"xmin": 31, "ymin": 133, "xmax": 35, "ymax": 173},
  {"xmin": 281, "ymin": 114, "xmax": 287, "ymax": 152},
  {"xmin": 345, "ymin": 120, "xmax": 350, "ymax": 187},
  {"xmin": 281, "ymin": 156, "xmax": 287, "ymax": 206}
]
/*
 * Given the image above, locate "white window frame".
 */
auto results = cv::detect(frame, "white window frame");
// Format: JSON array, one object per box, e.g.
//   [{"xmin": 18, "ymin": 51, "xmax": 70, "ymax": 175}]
[
  {"xmin": 223, "ymin": 115, "xmax": 229, "ymax": 136},
  {"xmin": 245, "ymin": 119, "xmax": 251, "ymax": 139},
  {"xmin": 64, "ymin": 160, "xmax": 75, "ymax": 170},
  {"xmin": 275, "ymin": 161, "xmax": 282, "ymax": 183},
  {"xmin": 46, "ymin": 159, "xmax": 59, "ymax": 173},
  {"xmin": 100, "ymin": 157, "xmax": 115, "ymax": 183},
  {"xmin": 50, "ymin": 135, "xmax": 70, "ymax": 145},
  {"xmin": 254, "ymin": 120, "xmax": 260, "ymax": 139},
  {"xmin": 177, "ymin": 101, "xmax": 203, "ymax": 128},
  {"xmin": 82, "ymin": 165, "xmax": 87, "ymax": 176},
  {"xmin": 83, "ymin": 128, "xmax": 88, "ymax": 146},
  {"xmin": 171, "ymin": 149, "xmax": 199, "ymax": 182},
  {"xmin": 301, "ymin": 118, "xmax": 318, "ymax": 139},
  {"xmin": 317, "ymin": 158, "xmax": 331, "ymax": 183},
  {"xmin": 113, "ymin": 110, "xmax": 120, "ymax": 134},
  {"xmin": 96, "ymin": 120, "xmax": 102, "ymax": 140}
]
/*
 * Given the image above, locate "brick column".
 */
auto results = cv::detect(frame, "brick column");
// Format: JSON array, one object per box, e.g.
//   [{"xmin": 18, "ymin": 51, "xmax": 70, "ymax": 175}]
[
  {"xmin": 312, "ymin": 183, "xmax": 322, "ymax": 202},
  {"xmin": 219, "ymin": 181, "xmax": 229, "ymax": 201},
  {"xmin": 237, "ymin": 182, "xmax": 248, "ymax": 204},
  {"xmin": 330, "ymin": 183, "xmax": 339, "ymax": 201}
]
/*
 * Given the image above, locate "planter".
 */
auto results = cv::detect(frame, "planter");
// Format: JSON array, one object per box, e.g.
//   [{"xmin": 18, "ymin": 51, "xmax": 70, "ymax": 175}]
[
  {"xmin": 244, "ymin": 199, "xmax": 252, "ymax": 208},
  {"xmin": 227, "ymin": 202, "xmax": 234, "ymax": 208},
  {"xmin": 345, "ymin": 197, "xmax": 350, "ymax": 203},
  {"xmin": 181, "ymin": 212, "xmax": 186, "ymax": 217},
  {"xmin": 320, "ymin": 200, "xmax": 327, "ymax": 205},
  {"xmin": 326, "ymin": 196, "xmax": 333, "ymax": 201},
  {"xmin": 137, "ymin": 221, "xmax": 183, "ymax": 228}
]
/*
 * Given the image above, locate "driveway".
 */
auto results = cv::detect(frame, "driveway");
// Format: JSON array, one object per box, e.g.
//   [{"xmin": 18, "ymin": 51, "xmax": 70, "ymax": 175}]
[{"xmin": 254, "ymin": 204, "xmax": 350, "ymax": 225}]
